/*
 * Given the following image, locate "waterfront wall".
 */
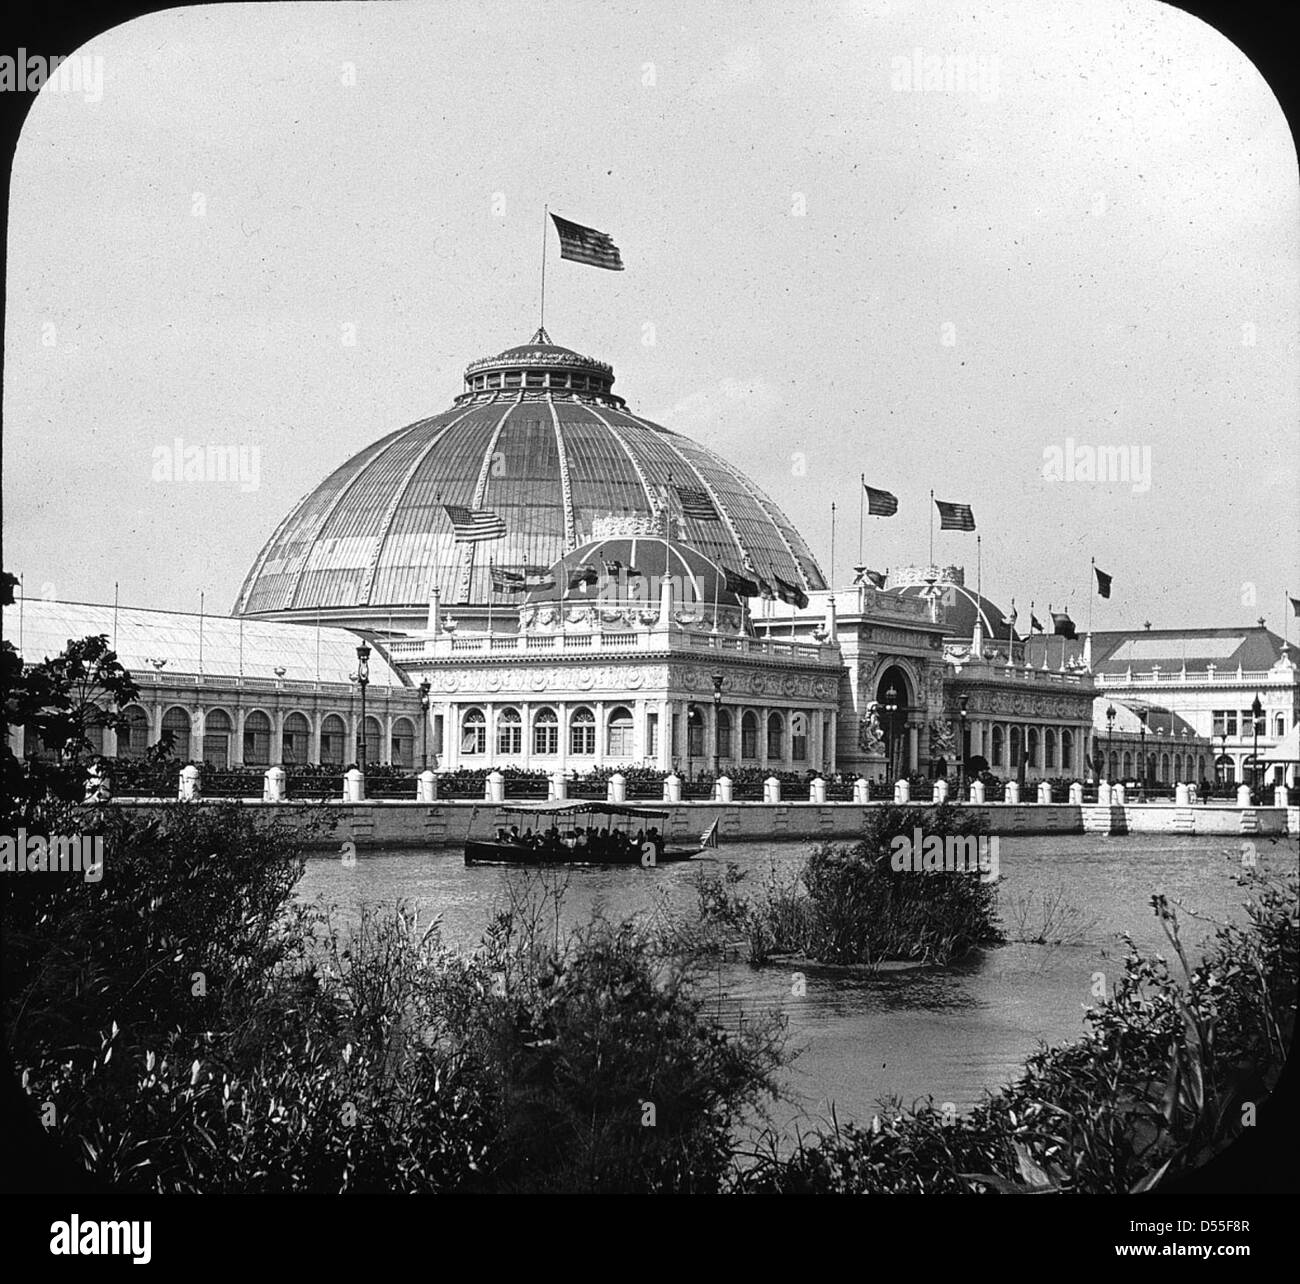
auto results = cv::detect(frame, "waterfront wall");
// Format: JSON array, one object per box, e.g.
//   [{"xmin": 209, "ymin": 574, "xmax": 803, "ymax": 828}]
[{"xmin": 108, "ymin": 799, "xmax": 1295, "ymax": 850}]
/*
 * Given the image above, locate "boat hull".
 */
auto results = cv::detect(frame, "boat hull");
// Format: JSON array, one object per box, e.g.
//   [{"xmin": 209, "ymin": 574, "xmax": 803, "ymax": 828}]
[{"xmin": 464, "ymin": 840, "xmax": 700, "ymax": 867}]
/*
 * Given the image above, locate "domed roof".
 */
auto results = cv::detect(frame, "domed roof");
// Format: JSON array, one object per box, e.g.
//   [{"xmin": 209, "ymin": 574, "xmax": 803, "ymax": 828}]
[
  {"xmin": 526, "ymin": 537, "xmax": 744, "ymax": 608},
  {"xmin": 234, "ymin": 332, "xmax": 825, "ymax": 620},
  {"xmin": 886, "ymin": 566, "xmax": 1019, "ymax": 642}
]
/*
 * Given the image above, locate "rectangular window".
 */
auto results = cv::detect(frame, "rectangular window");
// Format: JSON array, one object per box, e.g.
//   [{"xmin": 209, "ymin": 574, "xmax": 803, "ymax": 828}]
[
  {"xmin": 608, "ymin": 724, "xmax": 634, "ymax": 756},
  {"xmin": 534, "ymin": 723, "xmax": 558, "ymax": 755},
  {"xmin": 647, "ymin": 714, "xmax": 658, "ymax": 757},
  {"xmin": 498, "ymin": 724, "xmax": 521, "ymax": 755},
  {"xmin": 571, "ymin": 724, "xmax": 595, "ymax": 755},
  {"xmin": 741, "ymin": 721, "xmax": 757, "ymax": 759}
]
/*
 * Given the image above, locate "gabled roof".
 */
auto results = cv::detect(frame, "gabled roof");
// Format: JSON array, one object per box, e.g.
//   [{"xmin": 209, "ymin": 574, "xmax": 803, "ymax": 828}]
[{"xmin": 1088, "ymin": 626, "xmax": 1297, "ymax": 674}]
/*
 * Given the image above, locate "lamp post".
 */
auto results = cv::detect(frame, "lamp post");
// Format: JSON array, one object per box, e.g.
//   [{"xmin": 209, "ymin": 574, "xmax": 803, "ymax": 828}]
[
  {"xmin": 884, "ymin": 684, "xmax": 899, "ymax": 781},
  {"xmin": 418, "ymin": 678, "xmax": 431, "ymax": 770},
  {"xmin": 1251, "ymin": 693, "xmax": 1263, "ymax": 801},
  {"xmin": 711, "ymin": 670, "xmax": 723, "ymax": 781},
  {"xmin": 1106, "ymin": 703, "xmax": 1116, "ymax": 784},
  {"xmin": 958, "ymin": 694, "xmax": 969, "ymax": 800},
  {"xmin": 1137, "ymin": 708, "xmax": 1147, "ymax": 797},
  {"xmin": 354, "ymin": 642, "xmax": 371, "ymax": 770}
]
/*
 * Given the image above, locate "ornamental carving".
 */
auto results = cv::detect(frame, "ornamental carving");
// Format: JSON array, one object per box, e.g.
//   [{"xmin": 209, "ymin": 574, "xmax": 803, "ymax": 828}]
[{"xmin": 858, "ymin": 702, "xmax": 886, "ymax": 753}]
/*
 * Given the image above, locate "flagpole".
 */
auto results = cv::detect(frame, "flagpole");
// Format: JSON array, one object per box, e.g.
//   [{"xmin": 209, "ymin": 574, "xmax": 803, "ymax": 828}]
[
  {"xmin": 858, "ymin": 474, "xmax": 865, "ymax": 567},
  {"xmin": 199, "ymin": 591, "xmax": 205, "ymax": 675},
  {"xmin": 1089, "ymin": 557, "xmax": 1095, "ymax": 638},
  {"xmin": 487, "ymin": 558, "xmax": 494, "ymax": 634},
  {"xmin": 113, "ymin": 581, "xmax": 119, "ymax": 649},
  {"xmin": 540, "ymin": 204, "xmax": 548, "ymax": 334},
  {"xmin": 929, "ymin": 489, "xmax": 934, "ymax": 566},
  {"xmin": 976, "ymin": 535, "xmax": 982, "ymax": 618},
  {"xmin": 830, "ymin": 501, "xmax": 836, "ymax": 588}
]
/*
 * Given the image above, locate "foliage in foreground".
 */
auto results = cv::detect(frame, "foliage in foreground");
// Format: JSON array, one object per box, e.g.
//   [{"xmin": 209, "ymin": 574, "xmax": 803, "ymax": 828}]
[{"xmin": 735, "ymin": 861, "xmax": 1297, "ymax": 1193}]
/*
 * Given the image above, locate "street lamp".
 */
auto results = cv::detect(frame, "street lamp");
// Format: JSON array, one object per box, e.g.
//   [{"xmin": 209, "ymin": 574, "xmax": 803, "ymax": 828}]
[
  {"xmin": 958, "ymin": 694, "xmax": 969, "ymax": 801},
  {"xmin": 1137, "ymin": 708, "xmax": 1147, "ymax": 797},
  {"xmin": 1251, "ymin": 693, "xmax": 1263, "ymax": 800},
  {"xmin": 1106, "ymin": 704, "xmax": 1116, "ymax": 784},
  {"xmin": 418, "ymin": 678, "xmax": 431, "ymax": 770},
  {"xmin": 711, "ymin": 670, "xmax": 724, "ymax": 780},
  {"xmin": 354, "ymin": 642, "xmax": 371, "ymax": 770},
  {"xmin": 884, "ymin": 684, "xmax": 899, "ymax": 781}
]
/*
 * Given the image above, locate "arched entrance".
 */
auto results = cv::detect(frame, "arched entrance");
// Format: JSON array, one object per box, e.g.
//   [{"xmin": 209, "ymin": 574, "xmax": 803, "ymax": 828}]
[{"xmin": 875, "ymin": 665, "xmax": 913, "ymax": 780}]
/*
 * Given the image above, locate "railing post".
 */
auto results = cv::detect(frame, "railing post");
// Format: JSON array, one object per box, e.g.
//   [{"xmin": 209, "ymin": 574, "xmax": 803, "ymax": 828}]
[
  {"xmin": 1273, "ymin": 784, "xmax": 1289, "ymax": 807},
  {"xmin": 1068, "ymin": 781, "xmax": 1084, "ymax": 805},
  {"xmin": 607, "ymin": 772, "xmax": 627, "ymax": 804},
  {"xmin": 263, "ymin": 766, "xmax": 286, "ymax": 802},
  {"xmin": 343, "ymin": 767, "xmax": 365, "ymax": 802},
  {"xmin": 809, "ymin": 776, "xmax": 826, "ymax": 803},
  {"xmin": 1175, "ymin": 782, "xmax": 1189, "ymax": 806},
  {"xmin": 716, "ymin": 775, "xmax": 733, "ymax": 803},
  {"xmin": 1037, "ymin": 781, "xmax": 1052, "ymax": 805},
  {"xmin": 1236, "ymin": 783, "xmax": 1251, "ymax": 808},
  {"xmin": 664, "ymin": 772, "xmax": 682, "ymax": 803},
  {"xmin": 853, "ymin": 776, "xmax": 870, "ymax": 804},
  {"xmin": 763, "ymin": 775, "xmax": 781, "ymax": 804},
  {"xmin": 178, "ymin": 763, "xmax": 201, "ymax": 802},
  {"xmin": 969, "ymin": 780, "xmax": 985, "ymax": 804},
  {"xmin": 1112, "ymin": 782, "xmax": 1125, "ymax": 805},
  {"xmin": 485, "ymin": 770, "xmax": 505, "ymax": 804},
  {"xmin": 1005, "ymin": 781, "xmax": 1020, "ymax": 805},
  {"xmin": 417, "ymin": 770, "xmax": 436, "ymax": 802},
  {"xmin": 549, "ymin": 770, "xmax": 567, "ymax": 801},
  {"xmin": 893, "ymin": 778, "xmax": 910, "ymax": 804},
  {"xmin": 933, "ymin": 778, "xmax": 949, "ymax": 803}
]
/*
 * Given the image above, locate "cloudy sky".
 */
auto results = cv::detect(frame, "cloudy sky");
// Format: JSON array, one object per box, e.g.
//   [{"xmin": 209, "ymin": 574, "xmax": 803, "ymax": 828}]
[{"xmin": 5, "ymin": 0, "xmax": 1296, "ymax": 633}]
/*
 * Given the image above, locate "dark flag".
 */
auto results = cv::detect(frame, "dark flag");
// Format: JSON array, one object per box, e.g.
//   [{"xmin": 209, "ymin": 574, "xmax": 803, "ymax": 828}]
[
  {"xmin": 774, "ymin": 576, "xmax": 810, "ymax": 609},
  {"xmin": 863, "ymin": 484, "xmax": 899, "ymax": 517},
  {"xmin": 935, "ymin": 499, "xmax": 976, "ymax": 531},
  {"xmin": 550, "ymin": 213, "xmax": 624, "ymax": 270},
  {"xmin": 567, "ymin": 566, "xmax": 599, "ymax": 591},
  {"xmin": 722, "ymin": 567, "xmax": 760, "ymax": 598},
  {"xmin": 1052, "ymin": 611, "xmax": 1076, "ymax": 638},
  {"xmin": 756, "ymin": 577, "xmax": 776, "ymax": 600},
  {"xmin": 863, "ymin": 569, "xmax": 887, "ymax": 589},
  {"xmin": 490, "ymin": 566, "xmax": 527, "ymax": 593},
  {"xmin": 1031, "ymin": 614, "xmax": 1044, "ymax": 633},
  {"xmin": 1288, "ymin": 595, "xmax": 1299, "ymax": 618},
  {"xmin": 1094, "ymin": 566, "xmax": 1112, "ymax": 599},
  {"xmin": 673, "ymin": 484, "xmax": 719, "ymax": 521},
  {"xmin": 521, "ymin": 565, "xmax": 555, "ymax": 590},
  {"xmin": 602, "ymin": 559, "xmax": 624, "ymax": 576},
  {"xmin": 443, "ymin": 504, "xmax": 506, "ymax": 542}
]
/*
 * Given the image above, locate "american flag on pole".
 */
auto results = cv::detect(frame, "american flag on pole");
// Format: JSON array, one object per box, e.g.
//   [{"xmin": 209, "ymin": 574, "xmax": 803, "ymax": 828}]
[
  {"xmin": 550, "ymin": 214, "xmax": 625, "ymax": 271},
  {"xmin": 935, "ymin": 499, "xmax": 976, "ymax": 531},
  {"xmin": 863, "ymin": 484, "xmax": 899, "ymax": 517},
  {"xmin": 673, "ymin": 484, "xmax": 719, "ymax": 521},
  {"xmin": 442, "ymin": 504, "xmax": 506, "ymax": 542}
]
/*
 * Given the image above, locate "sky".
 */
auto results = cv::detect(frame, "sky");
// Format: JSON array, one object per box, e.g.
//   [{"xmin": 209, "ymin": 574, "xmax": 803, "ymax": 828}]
[{"xmin": 4, "ymin": 0, "xmax": 1297, "ymax": 633}]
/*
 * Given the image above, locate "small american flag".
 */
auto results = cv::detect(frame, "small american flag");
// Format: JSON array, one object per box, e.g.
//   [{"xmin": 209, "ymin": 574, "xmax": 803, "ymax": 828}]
[
  {"xmin": 443, "ymin": 504, "xmax": 506, "ymax": 542},
  {"xmin": 551, "ymin": 214, "xmax": 625, "ymax": 271},
  {"xmin": 935, "ymin": 499, "xmax": 976, "ymax": 532},
  {"xmin": 863, "ymin": 484, "xmax": 898, "ymax": 517},
  {"xmin": 673, "ymin": 484, "xmax": 719, "ymax": 521}
]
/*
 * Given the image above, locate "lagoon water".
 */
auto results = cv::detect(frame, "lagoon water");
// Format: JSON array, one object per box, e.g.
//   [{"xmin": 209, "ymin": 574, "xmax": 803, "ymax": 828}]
[{"xmin": 297, "ymin": 833, "xmax": 1297, "ymax": 1134}]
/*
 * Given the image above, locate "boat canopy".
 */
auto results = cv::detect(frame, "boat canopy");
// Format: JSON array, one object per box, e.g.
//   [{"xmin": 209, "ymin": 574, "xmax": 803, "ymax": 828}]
[{"xmin": 500, "ymin": 801, "xmax": 669, "ymax": 820}]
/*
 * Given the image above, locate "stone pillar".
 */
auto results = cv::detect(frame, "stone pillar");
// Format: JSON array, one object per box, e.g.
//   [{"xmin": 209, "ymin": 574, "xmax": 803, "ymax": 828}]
[
  {"xmin": 1068, "ymin": 781, "xmax": 1084, "ymax": 805},
  {"xmin": 485, "ymin": 770, "xmax": 504, "ymax": 803},
  {"xmin": 1175, "ymin": 782, "xmax": 1189, "ymax": 806},
  {"xmin": 763, "ymin": 775, "xmax": 781, "ymax": 804},
  {"xmin": 969, "ymin": 780, "xmax": 985, "ymax": 804},
  {"xmin": 1236, "ymin": 783, "xmax": 1252, "ymax": 808},
  {"xmin": 656, "ymin": 699, "xmax": 672, "ymax": 772},
  {"xmin": 1037, "ymin": 781, "xmax": 1052, "ymax": 804},
  {"xmin": 907, "ymin": 724, "xmax": 919, "ymax": 773},
  {"xmin": 664, "ymin": 772, "xmax": 682, "ymax": 803},
  {"xmin": 1097, "ymin": 781, "xmax": 1112, "ymax": 806},
  {"xmin": 758, "ymin": 708, "xmax": 769, "ymax": 771},
  {"xmin": 549, "ymin": 769, "xmax": 567, "ymax": 801},
  {"xmin": 417, "ymin": 770, "xmax": 436, "ymax": 802},
  {"xmin": 716, "ymin": 775, "xmax": 733, "ymax": 803},
  {"xmin": 264, "ymin": 766, "xmax": 286, "ymax": 802},
  {"xmin": 608, "ymin": 772, "xmax": 626, "ymax": 804},
  {"xmin": 273, "ymin": 710, "xmax": 286, "ymax": 765},
  {"xmin": 311, "ymin": 712, "xmax": 323, "ymax": 765},
  {"xmin": 853, "ymin": 777, "xmax": 870, "ymax": 804},
  {"xmin": 1112, "ymin": 783, "xmax": 1126, "ymax": 805},
  {"xmin": 232, "ymin": 709, "xmax": 247, "ymax": 766},
  {"xmin": 809, "ymin": 776, "xmax": 826, "ymax": 803},
  {"xmin": 178, "ymin": 764, "xmax": 201, "ymax": 801},
  {"xmin": 894, "ymin": 778, "xmax": 910, "ymax": 804},
  {"xmin": 933, "ymin": 778, "xmax": 949, "ymax": 803},
  {"xmin": 1273, "ymin": 785, "xmax": 1289, "ymax": 807},
  {"xmin": 595, "ymin": 700, "xmax": 607, "ymax": 768},
  {"xmin": 343, "ymin": 767, "xmax": 365, "ymax": 802},
  {"xmin": 1005, "ymin": 781, "xmax": 1020, "ymax": 804}
]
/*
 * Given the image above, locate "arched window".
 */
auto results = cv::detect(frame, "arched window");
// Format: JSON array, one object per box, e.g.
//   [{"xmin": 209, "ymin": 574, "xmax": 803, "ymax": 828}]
[
  {"xmin": 1173, "ymin": 753, "xmax": 1183, "ymax": 781},
  {"xmin": 991, "ymin": 725, "xmax": 1004, "ymax": 768},
  {"xmin": 320, "ymin": 714, "xmax": 346, "ymax": 766},
  {"xmin": 1215, "ymin": 754, "xmax": 1234, "ymax": 784},
  {"xmin": 496, "ymin": 707, "xmax": 522, "ymax": 756},
  {"xmin": 201, "ymin": 709, "xmax": 232, "ymax": 768},
  {"xmin": 1276, "ymin": 714, "xmax": 1287, "ymax": 737},
  {"xmin": 282, "ymin": 712, "xmax": 311, "ymax": 765},
  {"xmin": 391, "ymin": 716, "xmax": 416, "ymax": 769},
  {"xmin": 741, "ymin": 711, "xmax": 758, "ymax": 759},
  {"xmin": 118, "ymin": 704, "xmax": 149, "ymax": 758},
  {"xmin": 1009, "ymin": 726, "xmax": 1022, "ymax": 768},
  {"xmin": 1121, "ymin": 750, "xmax": 1132, "ymax": 777},
  {"xmin": 716, "ymin": 709, "xmax": 732, "ymax": 760},
  {"xmin": 243, "ymin": 710, "xmax": 272, "ymax": 766},
  {"xmin": 790, "ymin": 712, "xmax": 808, "ymax": 761},
  {"xmin": 570, "ymin": 706, "xmax": 595, "ymax": 756},
  {"xmin": 767, "ymin": 712, "xmax": 785, "ymax": 761},
  {"xmin": 533, "ymin": 707, "xmax": 558, "ymax": 756},
  {"xmin": 1160, "ymin": 752, "xmax": 1170, "ymax": 783},
  {"xmin": 461, "ymin": 707, "xmax": 486, "ymax": 755},
  {"xmin": 686, "ymin": 705, "xmax": 705, "ymax": 758},
  {"xmin": 363, "ymin": 716, "xmax": 383, "ymax": 764},
  {"xmin": 1027, "ymin": 727, "xmax": 1039, "ymax": 769},
  {"xmin": 1061, "ymin": 729, "xmax": 1074, "ymax": 773},
  {"xmin": 607, "ymin": 706, "xmax": 634, "ymax": 757},
  {"xmin": 1044, "ymin": 728, "xmax": 1056, "ymax": 770},
  {"xmin": 162, "ymin": 706, "xmax": 192, "ymax": 761}
]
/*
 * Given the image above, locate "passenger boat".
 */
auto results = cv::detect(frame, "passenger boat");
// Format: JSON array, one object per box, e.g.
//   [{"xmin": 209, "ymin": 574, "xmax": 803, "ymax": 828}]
[{"xmin": 464, "ymin": 801, "xmax": 720, "ymax": 867}]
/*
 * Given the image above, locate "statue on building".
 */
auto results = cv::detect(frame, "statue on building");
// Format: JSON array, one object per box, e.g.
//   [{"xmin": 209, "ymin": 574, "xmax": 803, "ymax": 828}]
[{"xmin": 858, "ymin": 701, "xmax": 886, "ymax": 754}]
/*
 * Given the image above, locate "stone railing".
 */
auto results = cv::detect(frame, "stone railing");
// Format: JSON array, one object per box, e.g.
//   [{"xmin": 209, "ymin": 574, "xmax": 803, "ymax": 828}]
[{"xmin": 1096, "ymin": 669, "xmax": 1284, "ymax": 686}]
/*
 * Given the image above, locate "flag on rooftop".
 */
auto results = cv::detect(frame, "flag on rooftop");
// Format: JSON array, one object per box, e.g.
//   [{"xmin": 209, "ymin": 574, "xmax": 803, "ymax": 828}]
[
  {"xmin": 722, "ymin": 567, "xmax": 760, "ymax": 598},
  {"xmin": 859, "ymin": 568, "xmax": 887, "ymax": 589},
  {"xmin": 863, "ymin": 484, "xmax": 899, "ymax": 517},
  {"xmin": 1287, "ymin": 594, "xmax": 1298, "ymax": 618},
  {"xmin": 1031, "ymin": 613, "xmax": 1044, "ymax": 633},
  {"xmin": 550, "ymin": 213, "xmax": 625, "ymax": 271},
  {"xmin": 490, "ymin": 566, "xmax": 527, "ymax": 593},
  {"xmin": 773, "ymin": 576, "xmax": 810, "ymax": 609},
  {"xmin": 1052, "ymin": 611, "xmax": 1076, "ymax": 638},
  {"xmin": 935, "ymin": 499, "xmax": 976, "ymax": 531},
  {"xmin": 673, "ymin": 484, "xmax": 720, "ymax": 521},
  {"xmin": 443, "ymin": 504, "xmax": 506, "ymax": 542},
  {"xmin": 1094, "ymin": 566, "xmax": 1113, "ymax": 599},
  {"xmin": 567, "ymin": 566, "xmax": 599, "ymax": 591}
]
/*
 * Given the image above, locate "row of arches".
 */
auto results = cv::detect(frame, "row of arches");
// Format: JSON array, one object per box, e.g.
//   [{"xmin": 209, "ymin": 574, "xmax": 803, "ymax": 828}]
[
  {"xmin": 1101, "ymin": 750, "xmax": 1212, "ymax": 784},
  {"xmin": 987, "ymin": 725, "xmax": 1078, "ymax": 774}
]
